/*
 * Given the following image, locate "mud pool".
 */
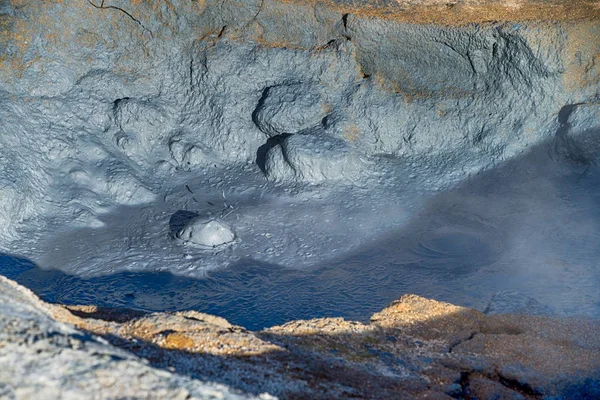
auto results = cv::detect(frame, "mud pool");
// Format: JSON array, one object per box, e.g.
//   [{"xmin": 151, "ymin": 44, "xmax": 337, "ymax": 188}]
[
  {"xmin": 2, "ymin": 144, "xmax": 599, "ymax": 330},
  {"xmin": 0, "ymin": 0, "xmax": 599, "ymax": 331}
]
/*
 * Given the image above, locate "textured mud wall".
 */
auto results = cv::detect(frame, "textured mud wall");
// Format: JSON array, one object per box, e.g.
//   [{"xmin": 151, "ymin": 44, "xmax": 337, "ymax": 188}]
[{"xmin": 0, "ymin": 0, "xmax": 598, "ymax": 242}]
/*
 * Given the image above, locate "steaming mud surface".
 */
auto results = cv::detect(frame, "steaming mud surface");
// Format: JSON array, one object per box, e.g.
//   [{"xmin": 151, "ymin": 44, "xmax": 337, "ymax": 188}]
[{"xmin": 2, "ymin": 146, "xmax": 599, "ymax": 330}]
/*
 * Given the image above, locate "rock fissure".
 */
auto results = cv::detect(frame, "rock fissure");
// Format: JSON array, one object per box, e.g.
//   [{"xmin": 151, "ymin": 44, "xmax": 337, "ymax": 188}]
[
  {"xmin": 447, "ymin": 331, "xmax": 477, "ymax": 353},
  {"xmin": 454, "ymin": 371, "xmax": 472, "ymax": 399},
  {"xmin": 497, "ymin": 373, "xmax": 543, "ymax": 398},
  {"xmin": 252, "ymin": 0, "xmax": 265, "ymax": 23},
  {"xmin": 86, "ymin": 0, "xmax": 154, "ymax": 38},
  {"xmin": 341, "ymin": 13, "xmax": 351, "ymax": 40}
]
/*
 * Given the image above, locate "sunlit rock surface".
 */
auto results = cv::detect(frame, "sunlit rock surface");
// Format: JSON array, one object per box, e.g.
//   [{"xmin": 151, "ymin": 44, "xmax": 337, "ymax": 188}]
[
  {"xmin": 0, "ymin": 276, "xmax": 261, "ymax": 400},
  {"xmin": 1, "ymin": 275, "xmax": 599, "ymax": 399}
]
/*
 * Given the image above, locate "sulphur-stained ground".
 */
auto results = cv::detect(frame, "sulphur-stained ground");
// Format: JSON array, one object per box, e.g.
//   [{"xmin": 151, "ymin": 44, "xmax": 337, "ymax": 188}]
[
  {"xmin": 1, "ymin": 274, "xmax": 598, "ymax": 399},
  {"xmin": 273, "ymin": 0, "xmax": 600, "ymax": 25}
]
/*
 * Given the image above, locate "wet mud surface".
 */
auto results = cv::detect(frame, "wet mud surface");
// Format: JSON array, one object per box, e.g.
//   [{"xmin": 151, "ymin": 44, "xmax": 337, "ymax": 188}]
[{"xmin": 3, "ymin": 145, "xmax": 600, "ymax": 330}]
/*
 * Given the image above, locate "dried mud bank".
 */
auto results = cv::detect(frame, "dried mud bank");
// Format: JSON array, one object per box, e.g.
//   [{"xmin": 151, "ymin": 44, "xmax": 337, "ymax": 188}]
[
  {"xmin": 0, "ymin": 0, "xmax": 598, "ymax": 242},
  {"xmin": 1, "ymin": 275, "xmax": 599, "ymax": 399}
]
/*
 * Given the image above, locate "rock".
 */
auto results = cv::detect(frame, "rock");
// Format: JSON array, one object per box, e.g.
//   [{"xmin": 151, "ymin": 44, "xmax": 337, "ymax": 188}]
[
  {"xmin": 568, "ymin": 103, "xmax": 600, "ymax": 132},
  {"xmin": 253, "ymin": 83, "xmax": 329, "ymax": 136},
  {"xmin": 1, "ymin": 275, "xmax": 600, "ymax": 399},
  {"xmin": 264, "ymin": 133, "xmax": 364, "ymax": 182},
  {"xmin": 0, "ymin": 275, "xmax": 257, "ymax": 400},
  {"xmin": 553, "ymin": 103, "xmax": 600, "ymax": 165},
  {"xmin": 114, "ymin": 98, "xmax": 167, "ymax": 139},
  {"xmin": 112, "ymin": 98, "xmax": 171, "ymax": 163},
  {"xmin": 176, "ymin": 217, "xmax": 236, "ymax": 247},
  {"xmin": 168, "ymin": 135, "xmax": 214, "ymax": 169},
  {"xmin": 466, "ymin": 376, "xmax": 527, "ymax": 400}
]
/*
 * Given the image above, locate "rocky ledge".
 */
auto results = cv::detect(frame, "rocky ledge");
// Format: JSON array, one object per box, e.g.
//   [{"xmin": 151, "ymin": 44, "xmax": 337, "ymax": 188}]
[{"xmin": 1, "ymin": 274, "xmax": 598, "ymax": 399}]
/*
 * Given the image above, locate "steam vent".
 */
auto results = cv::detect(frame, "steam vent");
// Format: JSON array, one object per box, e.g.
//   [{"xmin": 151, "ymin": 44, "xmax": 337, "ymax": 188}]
[{"xmin": 1, "ymin": 0, "xmax": 600, "ymax": 398}]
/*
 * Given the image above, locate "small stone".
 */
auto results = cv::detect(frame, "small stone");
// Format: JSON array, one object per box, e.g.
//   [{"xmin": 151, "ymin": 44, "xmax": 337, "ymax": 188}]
[
  {"xmin": 176, "ymin": 217, "xmax": 235, "ymax": 248},
  {"xmin": 253, "ymin": 83, "xmax": 328, "ymax": 136}
]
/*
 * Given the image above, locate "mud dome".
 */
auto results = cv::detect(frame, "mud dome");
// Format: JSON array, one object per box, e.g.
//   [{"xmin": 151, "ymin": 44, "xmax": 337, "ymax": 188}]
[
  {"xmin": 0, "ymin": 0, "xmax": 599, "ymax": 329},
  {"xmin": 176, "ymin": 217, "xmax": 236, "ymax": 248}
]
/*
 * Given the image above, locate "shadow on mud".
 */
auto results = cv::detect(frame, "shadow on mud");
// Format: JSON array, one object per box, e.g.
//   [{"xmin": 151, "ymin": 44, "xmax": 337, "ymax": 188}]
[{"xmin": 168, "ymin": 209, "xmax": 200, "ymax": 238}]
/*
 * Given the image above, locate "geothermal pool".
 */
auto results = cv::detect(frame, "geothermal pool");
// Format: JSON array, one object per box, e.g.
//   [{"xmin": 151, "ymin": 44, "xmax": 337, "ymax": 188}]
[
  {"xmin": 2, "ymin": 143, "xmax": 599, "ymax": 330},
  {"xmin": 1, "ymin": 2, "xmax": 599, "ymax": 331}
]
